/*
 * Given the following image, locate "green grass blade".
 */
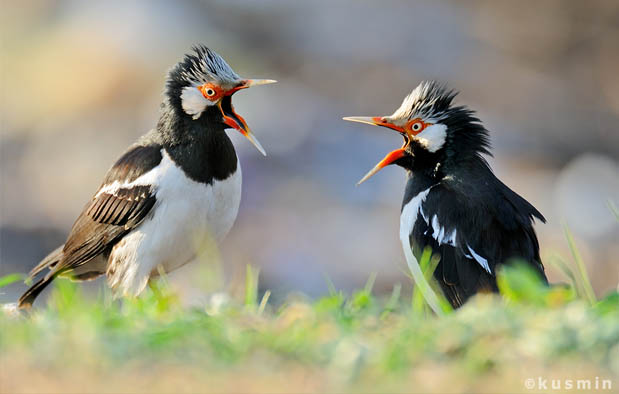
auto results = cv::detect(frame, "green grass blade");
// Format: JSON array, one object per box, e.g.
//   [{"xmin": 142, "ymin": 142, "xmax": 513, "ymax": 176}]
[
  {"xmin": 412, "ymin": 248, "xmax": 431, "ymax": 314},
  {"xmin": 364, "ymin": 272, "xmax": 377, "ymax": 293},
  {"xmin": 0, "ymin": 273, "xmax": 24, "ymax": 289},
  {"xmin": 546, "ymin": 254, "xmax": 581, "ymax": 295},
  {"xmin": 497, "ymin": 262, "xmax": 549, "ymax": 305},
  {"xmin": 403, "ymin": 244, "xmax": 444, "ymax": 316},
  {"xmin": 563, "ymin": 225, "xmax": 596, "ymax": 305},
  {"xmin": 245, "ymin": 264, "xmax": 259, "ymax": 308},
  {"xmin": 412, "ymin": 248, "xmax": 451, "ymax": 315},
  {"xmin": 258, "ymin": 290, "xmax": 271, "ymax": 315},
  {"xmin": 383, "ymin": 283, "xmax": 401, "ymax": 315},
  {"xmin": 323, "ymin": 273, "xmax": 337, "ymax": 296},
  {"xmin": 608, "ymin": 199, "xmax": 619, "ymax": 222}
]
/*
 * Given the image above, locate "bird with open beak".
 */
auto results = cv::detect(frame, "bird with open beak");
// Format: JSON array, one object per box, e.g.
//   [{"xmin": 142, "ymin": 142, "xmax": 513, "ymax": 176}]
[
  {"xmin": 18, "ymin": 45, "xmax": 276, "ymax": 308},
  {"xmin": 344, "ymin": 81, "xmax": 547, "ymax": 310}
]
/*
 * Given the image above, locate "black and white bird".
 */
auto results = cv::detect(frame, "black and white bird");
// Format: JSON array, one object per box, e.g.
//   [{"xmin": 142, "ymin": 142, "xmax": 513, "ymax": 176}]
[
  {"xmin": 344, "ymin": 81, "xmax": 547, "ymax": 309},
  {"xmin": 18, "ymin": 45, "xmax": 275, "ymax": 309}
]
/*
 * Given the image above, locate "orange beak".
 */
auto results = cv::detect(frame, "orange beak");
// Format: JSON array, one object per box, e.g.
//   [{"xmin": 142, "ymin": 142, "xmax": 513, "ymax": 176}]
[
  {"xmin": 217, "ymin": 79, "xmax": 277, "ymax": 156},
  {"xmin": 343, "ymin": 116, "xmax": 410, "ymax": 185}
]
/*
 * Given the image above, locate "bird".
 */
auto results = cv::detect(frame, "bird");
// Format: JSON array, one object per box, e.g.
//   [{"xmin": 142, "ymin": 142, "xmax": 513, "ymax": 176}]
[
  {"xmin": 18, "ymin": 45, "xmax": 276, "ymax": 309},
  {"xmin": 344, "ymin": 81, "xmax": 547, "ymax": 309}
]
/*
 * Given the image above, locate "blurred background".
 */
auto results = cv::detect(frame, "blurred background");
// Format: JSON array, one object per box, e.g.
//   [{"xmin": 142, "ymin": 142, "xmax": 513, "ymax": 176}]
[{"xmin": 1, "ymin": 0, "xmax": 618, "ymax": 304}]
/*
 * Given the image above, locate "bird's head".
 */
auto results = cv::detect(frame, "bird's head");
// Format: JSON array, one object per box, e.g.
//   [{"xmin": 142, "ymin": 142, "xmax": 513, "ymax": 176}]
[
  {"xmin": 344, "ymin": 81, "xmax": 490, "ymax": 184},
  {"xmin": 166, "ymin": 45, "xmax": 276, "ymax": 155}
]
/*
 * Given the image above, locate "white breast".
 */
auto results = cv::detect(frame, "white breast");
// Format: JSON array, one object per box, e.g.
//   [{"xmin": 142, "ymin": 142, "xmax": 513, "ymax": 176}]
[{"xmin": 107, "ymin": 149, "xmax": 242, "ymax": 296}]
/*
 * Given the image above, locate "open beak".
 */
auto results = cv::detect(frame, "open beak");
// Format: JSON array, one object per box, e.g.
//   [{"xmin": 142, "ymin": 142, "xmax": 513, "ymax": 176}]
[
  {"xmin": 218, "ymin": 79, "xmax": 277, "ymax": 156},
  {"xmin": 218, "ymin": 97, "xmax": 266, "ymax": 156},
  {"xmin": 343, "ymin": 116, "xmax": 409, "ymax": 185},
  {"xmin": 356, "ymin": 148, "xmax": 406, "ymax": 185}
]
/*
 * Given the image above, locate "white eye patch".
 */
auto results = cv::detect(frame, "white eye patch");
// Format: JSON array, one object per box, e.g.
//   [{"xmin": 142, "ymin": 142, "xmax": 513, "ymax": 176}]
[
  {"xmin": 415, "ymin": 123, "xmax": 447, "ymax": 153},
  {"xmin": 180, "ymin": 87, "xmax": 215, "ymax": 120}
]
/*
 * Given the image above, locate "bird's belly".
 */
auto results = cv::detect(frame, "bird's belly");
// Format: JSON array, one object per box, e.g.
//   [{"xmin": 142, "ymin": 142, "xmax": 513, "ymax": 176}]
[{"xmin": 107, "ymin": 162, "xmax": 242, "ymax": 296}]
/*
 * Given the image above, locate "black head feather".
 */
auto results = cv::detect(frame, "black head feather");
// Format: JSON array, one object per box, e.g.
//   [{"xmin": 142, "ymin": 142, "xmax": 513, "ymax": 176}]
[{"xmin": 441, "ymin": 105, "xmax": 492, "ymax": 163}]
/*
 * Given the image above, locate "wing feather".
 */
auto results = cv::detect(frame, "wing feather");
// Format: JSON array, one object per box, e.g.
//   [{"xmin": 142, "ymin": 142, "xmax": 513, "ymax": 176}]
[
  {"xmin": 408, "ymin": 177, "xmax": 546, "ymax": 307},
  {"xmin": 46, "ymin": 145, "xmax": 163, "ymax": 276}
]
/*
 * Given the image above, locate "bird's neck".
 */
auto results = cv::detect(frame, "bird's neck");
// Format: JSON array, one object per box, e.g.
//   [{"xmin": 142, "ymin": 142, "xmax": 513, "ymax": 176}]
[
  {"xmin": 400, "ymin": 155, "xmax": 454, "ymax": 207},
  {"xmin": 403, "ymin": 166, "xmax": 439, "ymax": 194},
  {"xmin": 155, "ymin": 100, "xmax": 238, "ymax": 183},
  {"xmin": 405, "ymin": 144, "xmax": 446, "ymax": 183}
]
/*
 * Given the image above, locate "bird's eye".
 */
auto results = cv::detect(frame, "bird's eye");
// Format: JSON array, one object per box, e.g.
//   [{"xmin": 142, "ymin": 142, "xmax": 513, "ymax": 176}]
[
  {"xmin": 411, "ymin": 122, "xmax": 423, "ymax": 132},
  {"xmin": 198, "ymin": 84, "xmax": 221, "ymax": 100}
]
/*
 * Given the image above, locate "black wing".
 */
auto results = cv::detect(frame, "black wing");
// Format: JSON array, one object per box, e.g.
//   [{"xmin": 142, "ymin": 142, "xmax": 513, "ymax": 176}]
[
  {"xmin": 60, "ymin": 184, "xmax": 157, "ymax": 270},
  {"xmin": 19, "ymin": 144, "xmax": 162, "ymax": 308},
  {"xmin": 409, "ymin": 175, "xmax": 546, "ymax": 308},
  {"xmin": 56, "ymin": 143, "xmax": 163, "ymax": 271}
]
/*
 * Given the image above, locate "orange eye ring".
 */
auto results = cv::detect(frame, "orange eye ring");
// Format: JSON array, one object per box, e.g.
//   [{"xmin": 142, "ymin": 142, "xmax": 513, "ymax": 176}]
[
  {"xmin": 198, "ymin": 83, "xmax": 224, "ymax": 101},
  {"xmin": 406, "ymin": 119, "xmax": 430, "ymax": 135}
]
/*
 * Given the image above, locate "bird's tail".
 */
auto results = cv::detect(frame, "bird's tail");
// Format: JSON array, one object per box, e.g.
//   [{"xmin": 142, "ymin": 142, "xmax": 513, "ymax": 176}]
[
  {"xmin": 18, "ymin": 245, "xmax": 64, "ymax": 310},
  {"xmin": 18, "ymin": 274, "xmax": 57, "ymax": 309},
  {"xmin": 28, "ymin": 245, "xmax": 64, "ymax": 278}
]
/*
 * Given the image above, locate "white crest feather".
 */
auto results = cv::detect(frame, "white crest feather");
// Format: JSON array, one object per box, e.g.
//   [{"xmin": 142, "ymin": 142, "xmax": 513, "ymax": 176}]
[
  {"xmin": 388, "ymin": 81, "xmax": 455, "ymax": 123},
  {"xmin": 179, "ymin": 46, "xmax": 240, "ymax": 86}
]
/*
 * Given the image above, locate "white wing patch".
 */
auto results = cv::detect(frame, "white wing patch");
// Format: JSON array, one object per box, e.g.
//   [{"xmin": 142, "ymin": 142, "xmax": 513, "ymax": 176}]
[
  {"xmin": 466, "ymin": 245, "xmax": 491, "ymax": 274},
  {"xmin": 408, "ymin": 191, "xmax": 458, "ymax": 248},
  {"xmin": 95, "ymin": 151, "xmax": 172, "ymax": 198},
  {"xmin": 419, "ymin": 205, "xmax": 429, "ymax": 223},
  {"xmin": 430, "ymin": 215, "xmax": 457, "ymax": 246},
  {"xmin": 431, "ymin": 215, "xmax": 443, "ymax": 242},
  {"xmin": 402, "ymin": 185, "xmax": 491, "ymax": 276},
  {"xmin": 445, "ymin": 230, "xmax": 457, "ymax": 246}
]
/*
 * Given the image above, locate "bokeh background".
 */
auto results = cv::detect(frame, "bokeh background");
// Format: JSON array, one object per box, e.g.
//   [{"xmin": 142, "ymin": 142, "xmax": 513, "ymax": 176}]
[{"xmin": 1, "ymin": 0, "xmax": 618, "ymax": 304}]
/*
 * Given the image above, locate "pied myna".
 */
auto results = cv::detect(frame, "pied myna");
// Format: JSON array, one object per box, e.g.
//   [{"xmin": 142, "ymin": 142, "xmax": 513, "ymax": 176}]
[
  {"xmin": 18, "ymin": 45, "xmax": 275, "ymax": 308},
  {"xmin": 344, "ymin": 81, "xmax": 547, "ymax": 308}
]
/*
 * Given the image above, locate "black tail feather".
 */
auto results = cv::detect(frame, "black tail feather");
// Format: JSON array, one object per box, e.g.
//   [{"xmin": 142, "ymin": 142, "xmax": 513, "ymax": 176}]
[
  {"xmin": 438, "ymin": 281, "xmax": 465, "ymax": 309},
  {"xmin": 18, "ymin": 275, "xmax": 56, "ymax": 310}
]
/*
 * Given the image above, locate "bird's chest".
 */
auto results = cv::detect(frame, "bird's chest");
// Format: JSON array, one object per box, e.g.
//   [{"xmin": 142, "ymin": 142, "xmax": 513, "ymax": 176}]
[
  {"xmin": 107, "ymin": 153, "xmax": 242, "ymax": 296},
  {"xmin": 130, "ymin": 159, "xmax": 242, "ymax": 279},
  {"xmin": 153, "ymin": 159, "xmax": 242, "ymax": 244}
]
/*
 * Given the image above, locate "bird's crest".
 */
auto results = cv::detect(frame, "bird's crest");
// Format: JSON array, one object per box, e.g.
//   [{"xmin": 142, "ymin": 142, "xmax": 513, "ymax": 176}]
[
  {"xmin": 390, "ymin": 81, "xmax": 458, "ymax": 122},
  {"xmin": 171, "ymin": 45, "xmax": 240, "ymax": 86}
]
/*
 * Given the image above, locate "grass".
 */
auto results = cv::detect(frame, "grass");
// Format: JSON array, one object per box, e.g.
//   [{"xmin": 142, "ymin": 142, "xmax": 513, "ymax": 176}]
[{"xmin": 1, "ymin": 233, "xmax": 618, "ymax": 393}]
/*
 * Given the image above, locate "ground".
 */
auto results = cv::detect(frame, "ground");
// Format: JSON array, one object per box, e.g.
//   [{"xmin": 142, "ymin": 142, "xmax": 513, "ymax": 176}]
[{"xmin": 1, "ymin": 259, "xmax": 617, "ymax": 394}]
